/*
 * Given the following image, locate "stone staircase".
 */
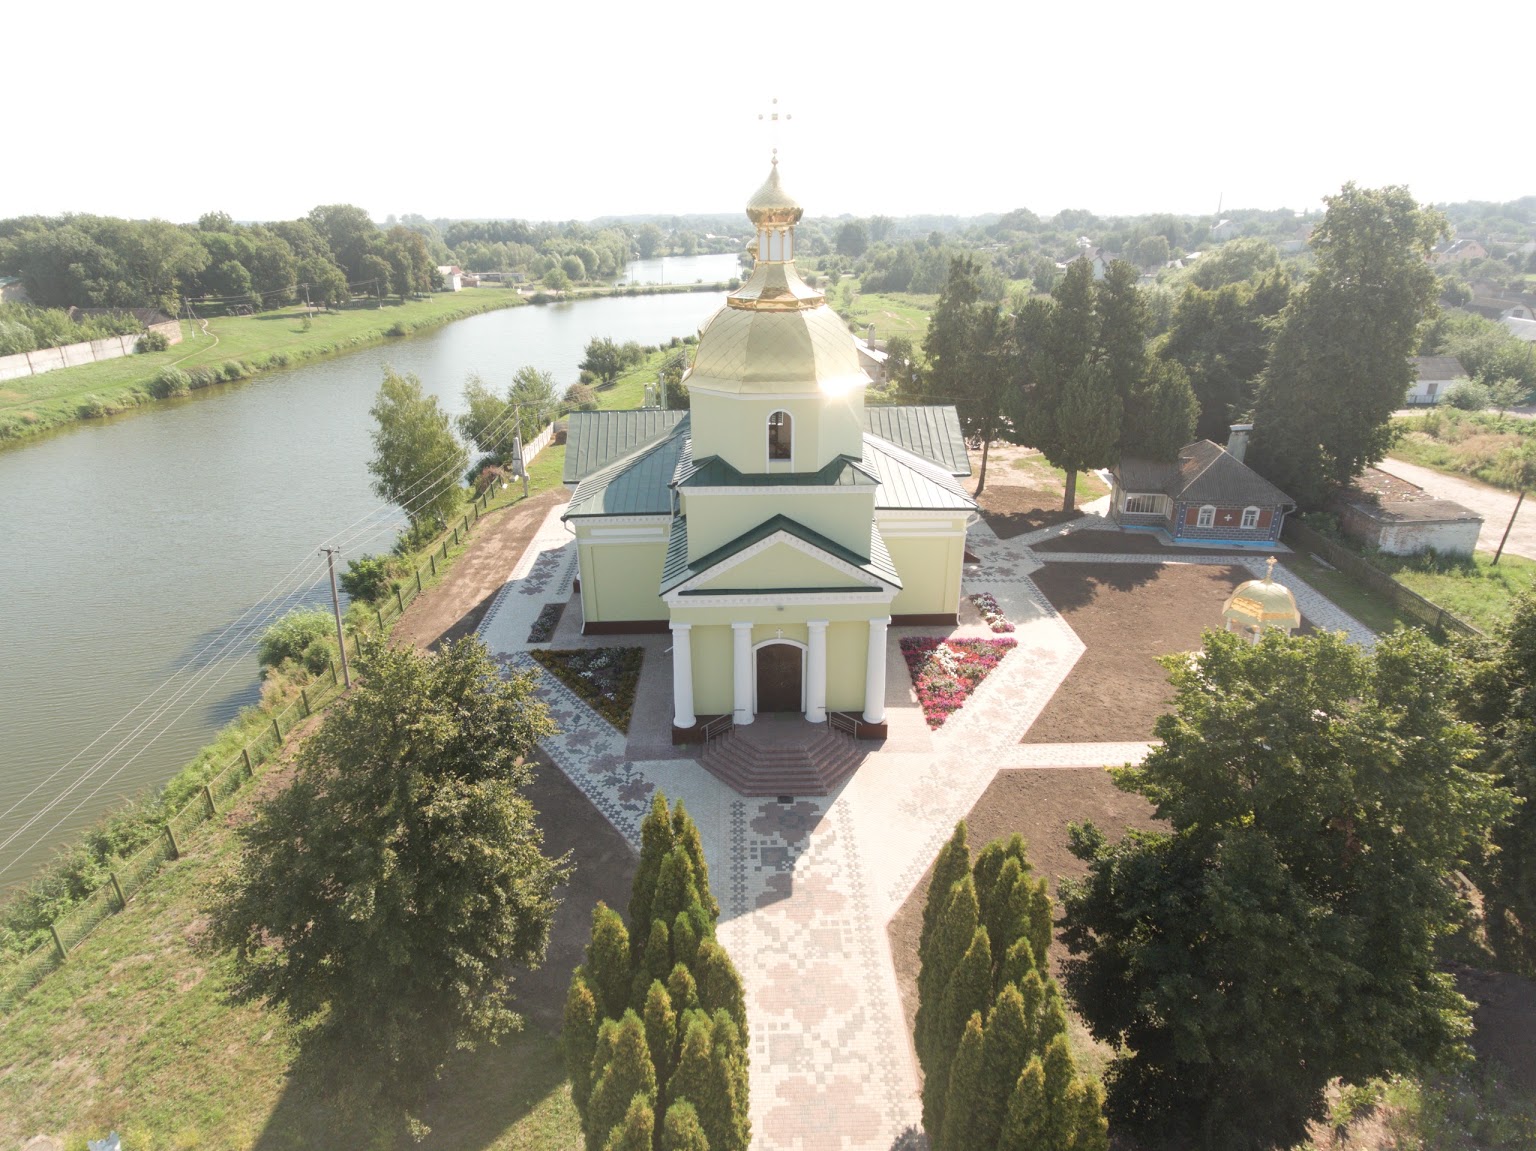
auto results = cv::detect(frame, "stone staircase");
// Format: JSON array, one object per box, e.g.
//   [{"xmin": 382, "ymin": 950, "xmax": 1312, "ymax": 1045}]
[{"xmin": 699, "ymin": 713, "xmax": 871, "ymax": 797}]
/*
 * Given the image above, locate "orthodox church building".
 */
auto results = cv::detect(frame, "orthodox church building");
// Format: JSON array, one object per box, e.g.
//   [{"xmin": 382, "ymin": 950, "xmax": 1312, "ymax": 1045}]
[{"xmin": 562, "ymin": 159, "xmax": 976, "ymax": 740}]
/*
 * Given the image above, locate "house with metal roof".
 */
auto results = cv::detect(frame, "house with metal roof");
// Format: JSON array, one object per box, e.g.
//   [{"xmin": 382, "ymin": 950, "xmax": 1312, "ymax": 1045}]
[
  {"xmin": 561, "ymin": 159, "xmax": 976, "ymax": 741},
  {"xmin": 1109, "ymin": 425, "xmax": 1294, "ymax": 546}
]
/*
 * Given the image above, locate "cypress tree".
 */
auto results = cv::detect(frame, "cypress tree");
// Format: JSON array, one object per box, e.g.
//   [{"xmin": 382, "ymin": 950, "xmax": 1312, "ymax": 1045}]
[
  {"xmin": 707, "ymin": 1010, "xmax": 752, "ymax": 1151},
  {"xmin": 630, "ymin": 793, "xmax": 676, "ymax": 933},
  {"xmin": 939, "ymin": 1012, "xmax": 986, "ymax": 1151},
  {"xmin": 669, "ymin": 1015, "xmax": 721, "ymax": 1150},
  {"xmin": 643, "ymin": 980, "xmax": 678, "ymax": 1093},
  {"xmin": 998, "ymin": 936, "xmax": 1036, "ymax": 992},
  {"xmin": 917, "ymin": 874, "xmax": 980, "ymax": 1067},
  {"xmin": 586, "ymin": 1011, "xmax": 656, "ymax": 1151},
  {"xmin": 998, "ymin": 1058, "xmax": 1049, "ymax": 1151},
  {"xmin": 1070, "ymin": 1077, "xmax": 1110, "ymax": 1151},
  {"xmin": 925, "ymin": 925, "xmax": 992, "ymax": 1143},
  {"xmin": 666, "ymin": 962, "xmax": 701, "ymax": 1014},
  {"xmin": 921, "ymin": 822, "xmax": 972, "ymax": 958},
  {"xmin": 661, "ymin": 1099, "xmax": 710, "ymax": 1151},
  {"xmin": 973, "ymin": 839, "xmax": 1009, "ymax": 914},
  {"xmin": 982, "ymin": 856, "xmax": 1024, "ymax": 957},
  {"xmin": 695, "ymin": 937, "xmax": 747, "ymax": 1038},
  {"xmin": 1024, "ymin": 878, "xmax": 1053, "ymax": 975},
  {"xmin": 1040, "ymin": 1034, "xmax": 1077, "ymax": 1151},
  {"xmin": 632, "ymin": 918, "xmax": 672, "ymax": 1009},
  {"xmin": 671, "ymin": 907, "xmax": 702, "ymax": 968},
  {"xmin": 602, "ymin": 1092, "xmax": 655, "ymax": 1151},
  {"xmin": 586, "ymin": 903, "xmax": 633, "ymax": 1022},
  {"xmin": 977, "ymin": 983, "xmax": 1030, "ymax": 1148},
  {"xmin": 671, "ymin": 799, "xmax": 718, "ymax": 919},
  {"xmin": 652, "ymin": 849, "xmax": 703, "ymax": 932},
  {"xmin": 564, "ymin": 972, "xmax": 601, "ymax": 1121}
]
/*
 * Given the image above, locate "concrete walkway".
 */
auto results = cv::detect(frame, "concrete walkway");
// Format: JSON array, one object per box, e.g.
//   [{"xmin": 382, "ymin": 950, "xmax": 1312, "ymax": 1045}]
[
  {"xmin": 476, "ymin": 504, "xmax": 1377, "ymax": 1150},
  {"xmin": 1379, "ymin": 456, "xmax": 1535, "ymax": 560}
]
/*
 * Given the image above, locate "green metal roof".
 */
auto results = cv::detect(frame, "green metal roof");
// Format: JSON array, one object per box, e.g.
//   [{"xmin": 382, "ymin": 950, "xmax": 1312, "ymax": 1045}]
[
  {"xmin": 563, "ymin": 424, "xmax": 687, "ymax": 519},
  {"xmin": 673, "ymin": 440, "xmax": 879, "ymax": 489},
  {"xmin": 862, "ymin": 436, "xmax": 978, "ymax": 513},
  {"xmin": 660, "ymin": 514, "xmax": 901, "ymax": 595},
  {"xmin": 861, "ymin": 405, "xmax": 971, "ymax": 476},
  {"xmin": 563, "ymin": 410, "xmax": 689, "ymax": 484}
]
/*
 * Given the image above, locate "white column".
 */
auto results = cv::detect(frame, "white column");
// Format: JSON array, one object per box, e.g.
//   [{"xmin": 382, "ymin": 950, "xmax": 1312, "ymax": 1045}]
[
  {"xmin": 732, "ymin": 622, "xmax": 754, "ymax": 725},
  {"xmin": 863, "ymin": 615, "xmax": 891, "ymax": 725},
  {"xmin": 806, "ymin": 619, "xmax": 828, "ymax": 723},
  {"xmin": 671, "ymin": 623, "xmax": 695, "ymax": 729}
]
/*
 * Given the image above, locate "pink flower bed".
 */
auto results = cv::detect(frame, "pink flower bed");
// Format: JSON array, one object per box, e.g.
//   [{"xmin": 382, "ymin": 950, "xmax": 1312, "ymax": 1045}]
[
  {"xmin": 900, "ymin": 636, "xmax": 1017, "ymax": 728},
  {"xmin": 969, "ymin": 591, "xmax": 1015, "ymax": 633}
]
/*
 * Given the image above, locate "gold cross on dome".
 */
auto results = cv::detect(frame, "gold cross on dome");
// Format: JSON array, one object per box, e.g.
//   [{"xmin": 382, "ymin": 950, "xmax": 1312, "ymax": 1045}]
[{"xmin": 757, "ymin": 97, "xmax": 793, "ymax": 157}]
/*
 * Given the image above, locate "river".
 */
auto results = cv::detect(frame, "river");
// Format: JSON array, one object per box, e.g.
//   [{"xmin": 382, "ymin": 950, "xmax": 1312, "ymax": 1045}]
[{"xmin": 0, "ymin": 256, "xmax": 738, "ymax": 886}]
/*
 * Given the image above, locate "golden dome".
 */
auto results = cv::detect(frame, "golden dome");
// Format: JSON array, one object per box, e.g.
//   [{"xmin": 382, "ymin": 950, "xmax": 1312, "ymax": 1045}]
[
  {"xmin": 686, "ymin": 301, "xmax": 866, "ymax": 396},
  {"xmin": 746, "ymin": 158, "xmax": 803, "ymax": 226},
  {"xmin": 1222, "ymin": 558, "xmax": 1302, "ymax": 635}
]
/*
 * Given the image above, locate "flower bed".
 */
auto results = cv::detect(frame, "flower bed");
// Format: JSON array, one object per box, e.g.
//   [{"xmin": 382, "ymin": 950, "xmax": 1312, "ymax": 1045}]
[
  {"xmin": 900, "ymin": 637, "xmax": 1017, "ymax": 728},
  {"xmin": 526, "ymin": 602, "xmax": 565, "ymax": 644},
  {"xmin": 530, "ymin": 646, "xmax": 643, "ymax": 731},
  {"xmin": 969, "ymin": 591, "xmax": 1015, "ymax": 633}
]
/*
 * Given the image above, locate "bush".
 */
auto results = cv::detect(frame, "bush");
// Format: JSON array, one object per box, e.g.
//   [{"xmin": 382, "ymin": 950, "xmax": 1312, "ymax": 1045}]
[
  {"xmin": 221, "ymin": 360, "xmax": 248, "ymax": 381},
  {"xmin": 76, "ymin": 395, "xmax": 109, "ymax": 419},
  {"xmin": 338, "ymin": 554, "xmax": 397, "ymax": 605},
  {"xmin": 564, "ymin": 383, "xmax": 598, "ymax": 411},
  {"xmin": 554, "ymin": 419, "xmax": 569, "ymax": 445},
  {"xmin": 136, "ymin": 330, "xmax": 169, "ymax": 353},
  {"xmin": 385, "ymin": 321, "xmax": 409, "ymax": 337},
  {"xmin": 1446, "ymin": 379, "xmax": 1491, "ymax": 411},
  {"xmin": 257, "ymin": 608, "xmax": 337, "ymax": 670},
  {"xmin": 186, "ymin": 366, "xmax": 218, "ymax": 390},
  {"xmin": 529, "ymin": 292, "xmax": 552, "ymax": 306},
  {"xmin": 148, "ymin": 367, "xmax": 191, "ymax": 398},
  {"xmin": 474, "ymin": 465, "xmax": 509, "ymax": 496}
]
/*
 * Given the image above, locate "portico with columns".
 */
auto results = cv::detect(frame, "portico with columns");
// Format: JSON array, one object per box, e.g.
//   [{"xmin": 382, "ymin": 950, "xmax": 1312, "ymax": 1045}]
[{"xmin": 562, "ymin": 154, "xmax": 975, "ymax": 759}]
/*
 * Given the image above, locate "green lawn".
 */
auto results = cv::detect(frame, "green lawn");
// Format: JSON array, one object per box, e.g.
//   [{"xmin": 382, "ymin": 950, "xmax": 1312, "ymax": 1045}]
[
  {"xmin": 1281, "ymin": 550, "xmax": 1422, "ymax": 636},
  {"xmin": 830, "ymin": 282, "xmax": 935, "ymax": 343},
  {"xmin": 1378, "ymin": 552, "xmax": 1536, "ymax": 634},
  {"xmin": 0, "ymin": 288, "xmax": 525, "ymax": 448},
  {"xmin": 0, "ymin": 811, "xmax": 580, "ymax": 1150}
]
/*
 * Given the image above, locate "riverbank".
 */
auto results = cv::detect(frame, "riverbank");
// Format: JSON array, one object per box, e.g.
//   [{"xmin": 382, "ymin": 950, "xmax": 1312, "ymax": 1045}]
[{"xmin": 0, "ymin": 288, "xmax": 527, "ymax": 449}]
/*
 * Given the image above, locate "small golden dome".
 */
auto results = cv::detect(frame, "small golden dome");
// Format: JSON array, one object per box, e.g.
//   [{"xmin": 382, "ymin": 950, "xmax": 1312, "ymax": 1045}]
[
  {"xmin": 1222, "ymin": 558, "xmax": 1302, "ymax": 636},
  {"xmin": 746, "ymin": 158, "xmax": 803, "ymax": 226}
]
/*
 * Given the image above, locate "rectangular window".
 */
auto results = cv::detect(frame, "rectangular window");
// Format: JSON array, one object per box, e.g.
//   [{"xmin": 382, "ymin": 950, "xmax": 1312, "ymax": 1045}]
[
  {"xmin": 1122, "ymin": 493, "xmax": 1168, "ymax": 516},
  {"xmin": 1241, "ymin": 506, "xmax": 1260, "ymax": 530},
  {"xmin": 768, "ymin": 411, "xmax": 792, "ymax": 460},
  {"xmin": 1197, "ymin": 505, "xmax": 1216, "ymax": 529}
]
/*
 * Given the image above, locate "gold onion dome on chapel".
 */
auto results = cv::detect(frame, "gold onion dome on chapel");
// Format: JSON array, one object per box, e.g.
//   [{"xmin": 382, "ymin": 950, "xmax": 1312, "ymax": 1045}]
[
  {"xmin": 686, "ymin": 157, "xmax": 865, "ymax": 396},
  {"xmin": 1222, "ymin": 557, "xmax": 1302, "ymax": 637}
]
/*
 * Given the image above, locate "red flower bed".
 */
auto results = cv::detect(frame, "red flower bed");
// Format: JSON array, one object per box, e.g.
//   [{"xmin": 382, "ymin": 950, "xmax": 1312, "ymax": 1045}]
[{"xmin": 900, "ymin": 636, "xmax": 1017, "ymax": 728}]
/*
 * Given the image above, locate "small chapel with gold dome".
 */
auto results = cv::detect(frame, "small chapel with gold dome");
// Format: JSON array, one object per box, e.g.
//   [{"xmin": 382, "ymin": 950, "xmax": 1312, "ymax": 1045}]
[{"xmin": 561, "ymin": 158, "xmax": 977, "ymax": 740}]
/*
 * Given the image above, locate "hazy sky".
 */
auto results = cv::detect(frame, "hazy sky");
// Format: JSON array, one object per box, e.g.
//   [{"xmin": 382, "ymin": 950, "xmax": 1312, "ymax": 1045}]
[{"xmin": 7, "ymin": 1, "xmax": 1525, "ymax": 226}]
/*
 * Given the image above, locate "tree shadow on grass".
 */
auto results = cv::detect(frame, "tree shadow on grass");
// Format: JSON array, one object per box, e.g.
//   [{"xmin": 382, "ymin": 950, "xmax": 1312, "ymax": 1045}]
[{"xmin": 252, "ymin": 1024, "xmax": 573, "ymax": 1151}]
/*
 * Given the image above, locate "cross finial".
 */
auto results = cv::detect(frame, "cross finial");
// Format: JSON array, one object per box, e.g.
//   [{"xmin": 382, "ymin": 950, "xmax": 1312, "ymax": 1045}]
[
  {"xmin": 757, "ymin": 96, "xmax": 792, "ymax": 160},
  {"xmin": 1265, "ymin": 556, "xmax": 1277, "ymax": 582}
]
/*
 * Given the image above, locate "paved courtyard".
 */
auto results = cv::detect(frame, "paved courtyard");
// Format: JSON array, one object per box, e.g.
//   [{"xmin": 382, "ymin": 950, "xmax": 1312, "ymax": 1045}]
[{"xmin": 476, "ymin": 502, "xmax": 1375, "ymax": 1151}]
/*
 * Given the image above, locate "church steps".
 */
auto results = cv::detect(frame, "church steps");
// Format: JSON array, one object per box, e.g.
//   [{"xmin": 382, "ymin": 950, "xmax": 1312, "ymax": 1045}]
[{"xmin": 698, "ymin": 722, "xmax": 866, "ymax": 797}]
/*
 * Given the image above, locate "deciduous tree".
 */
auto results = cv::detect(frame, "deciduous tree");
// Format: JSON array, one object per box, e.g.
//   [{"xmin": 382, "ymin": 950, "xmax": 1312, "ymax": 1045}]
[{"xmin": 368, "ymin": 367, "xmax": 469, "ymax": 530}]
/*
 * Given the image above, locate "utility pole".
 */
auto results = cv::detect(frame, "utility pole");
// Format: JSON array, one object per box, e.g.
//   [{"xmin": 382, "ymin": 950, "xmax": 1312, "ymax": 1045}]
[
  {"xmin": 320, "ymin": 546, "xmax": 352, "ymax": 688},
  {"xmin": 510, "ymin": 403, "xmax": 529, "ymax": 498}
]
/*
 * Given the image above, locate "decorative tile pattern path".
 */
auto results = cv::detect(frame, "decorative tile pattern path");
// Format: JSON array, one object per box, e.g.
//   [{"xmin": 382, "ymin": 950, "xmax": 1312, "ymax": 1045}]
[{"xmin": 477, "ymin": 502, "xmax": 1379, "ymax": 1150}]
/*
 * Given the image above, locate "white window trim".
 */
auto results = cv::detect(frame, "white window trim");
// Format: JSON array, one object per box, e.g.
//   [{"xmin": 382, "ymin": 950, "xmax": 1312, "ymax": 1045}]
[
  {"xmin": 1122, "ymin": 492, "xmax": 1170, "ymax": 516},
  {"xmin": 1240, "ymin": 505, "xmax": 1261, "ymax": 530},
  {"xmin": 1197, "ymin": 504, "xmax": 1216, "ymax": 529}
]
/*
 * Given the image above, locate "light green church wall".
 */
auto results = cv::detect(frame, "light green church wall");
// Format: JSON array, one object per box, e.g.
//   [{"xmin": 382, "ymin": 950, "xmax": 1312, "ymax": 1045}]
[
  {"xmin": 582, "ymin": 541, "xmax": 668, "ymax": 621},
  {"xmin": 683, "ymin": 490, "xmax": 874, "ymax": 560},
  {"xmin": 695, "ymin": 542, "xmax": 867, "ymax": 591},
  {"xmin": 691, "ymin": 624, "xmax": 734, "ymax": 715},
  {"xmin": 826, "ymin": 621, "xmax": 869, "ymax": 713},
  {"xmin": 886, "ymin": 534, "xmax": 963, "ymax": 616},
  {"xmin": 669, "ymin": 601, "xmax": 889, "ymax": 628},
  {"xmin": 689, "ymin": 389, "xmax": 865, "ymax": 475}
]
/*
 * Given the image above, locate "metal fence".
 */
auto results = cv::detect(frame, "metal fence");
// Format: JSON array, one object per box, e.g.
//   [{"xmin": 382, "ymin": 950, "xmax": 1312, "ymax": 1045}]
[
  {"xmin": 1281, "ymin": 519, "xmax": 1483, "ymax": 639},
  {"xmin": 0, "ymin": 477, "xmax": 544, "ymax": 1014}
]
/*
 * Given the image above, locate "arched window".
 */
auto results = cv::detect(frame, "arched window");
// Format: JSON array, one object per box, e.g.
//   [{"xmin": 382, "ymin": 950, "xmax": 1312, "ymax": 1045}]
[
  {"xmin": 1197, "ymin": 504, "xmax": 1216, "ymax": 528},
  {"xmin": 768, "ymin": 410, "xmax": 792, "ymax": 461}
]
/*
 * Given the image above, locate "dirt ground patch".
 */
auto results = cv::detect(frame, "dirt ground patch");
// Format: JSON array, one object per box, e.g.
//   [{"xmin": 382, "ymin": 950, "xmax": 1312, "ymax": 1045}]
[
  {"xmin": 392, "ymin": 490, "xmax": 562, "ymax": 652},
  {"xmin": 1023, "ymin": 562, "xmax": 1254, "ymax": 744},
  {"xmin": 514, "ymin": 750, "xmax": 638, "ymax": 1030},
  {"xmin": 978, "ymin": 486, "xmax": 1081, "ymax": 540},
  {"xmin": 887, "ymin": 768, "xmax": 1161, "ymax": 1065}
]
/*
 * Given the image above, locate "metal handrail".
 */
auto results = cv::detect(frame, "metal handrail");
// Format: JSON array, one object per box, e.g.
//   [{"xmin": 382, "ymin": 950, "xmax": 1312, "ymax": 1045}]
[
  {"xmin": 701, "ymin": 714, "xmax": 734, "ymax": 742},
  {"xmin": 828, "ymin": 712, "xmax": 856, "ymax": 737}
]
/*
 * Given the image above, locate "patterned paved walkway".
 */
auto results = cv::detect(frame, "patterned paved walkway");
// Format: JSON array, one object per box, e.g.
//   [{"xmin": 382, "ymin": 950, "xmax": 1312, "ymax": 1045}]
[{"xmin": 477, "ymin": 504, "xmax": 1376, "ymax": 1150}]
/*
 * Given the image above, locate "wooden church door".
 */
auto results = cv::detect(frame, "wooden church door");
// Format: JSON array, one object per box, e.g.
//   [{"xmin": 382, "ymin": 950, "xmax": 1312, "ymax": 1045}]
[{"xmin": 755, "ymin": 644, "xmax": 802, "ymax": 713}]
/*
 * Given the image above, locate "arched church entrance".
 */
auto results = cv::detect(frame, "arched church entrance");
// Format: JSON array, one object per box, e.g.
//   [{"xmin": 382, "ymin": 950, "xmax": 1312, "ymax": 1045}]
[{"xmin": 754, "ymin": 642, "xmax": 804, "ymax": 713}]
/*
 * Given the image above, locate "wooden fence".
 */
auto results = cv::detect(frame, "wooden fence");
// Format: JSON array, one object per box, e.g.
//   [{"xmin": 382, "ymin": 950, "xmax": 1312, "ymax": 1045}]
[{"xmin": 1281, "ymin": 519, "xmax": 1482, "ymax": 639}]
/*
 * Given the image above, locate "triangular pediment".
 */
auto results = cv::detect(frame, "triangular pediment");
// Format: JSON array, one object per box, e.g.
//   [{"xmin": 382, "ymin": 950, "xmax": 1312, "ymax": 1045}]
[{"xmin": 693, "ymin": 540, "xmax": 872, "ymax": 592}]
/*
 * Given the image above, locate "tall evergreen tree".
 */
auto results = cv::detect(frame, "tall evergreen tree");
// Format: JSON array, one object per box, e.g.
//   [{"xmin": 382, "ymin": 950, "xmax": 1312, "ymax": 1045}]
[
  {"xmin": 939, "ymin": 1012, "xmax": 987, "ymax": 1151},
  {"xmin": 586, "ymin": 903, "xmax": 633, "ymax": 1022},
  {"xmin": 602, "ymin": 1093, "xmax": 656, "ymax": 1151},
  {"xmin": 564, "ymin": 973, "xmax": 601, "ymax": 1120},
  {"xmin": 586, "ymin": 1011, "xmax": 656, "ymax": 1151},
  {"xmin": 1249, "ymin": 184, "xmax": 1447, "ymax": 507},
  {"xmin": 661, "ymin": 1100, "xmax": 711, "ymax": 1151}
]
